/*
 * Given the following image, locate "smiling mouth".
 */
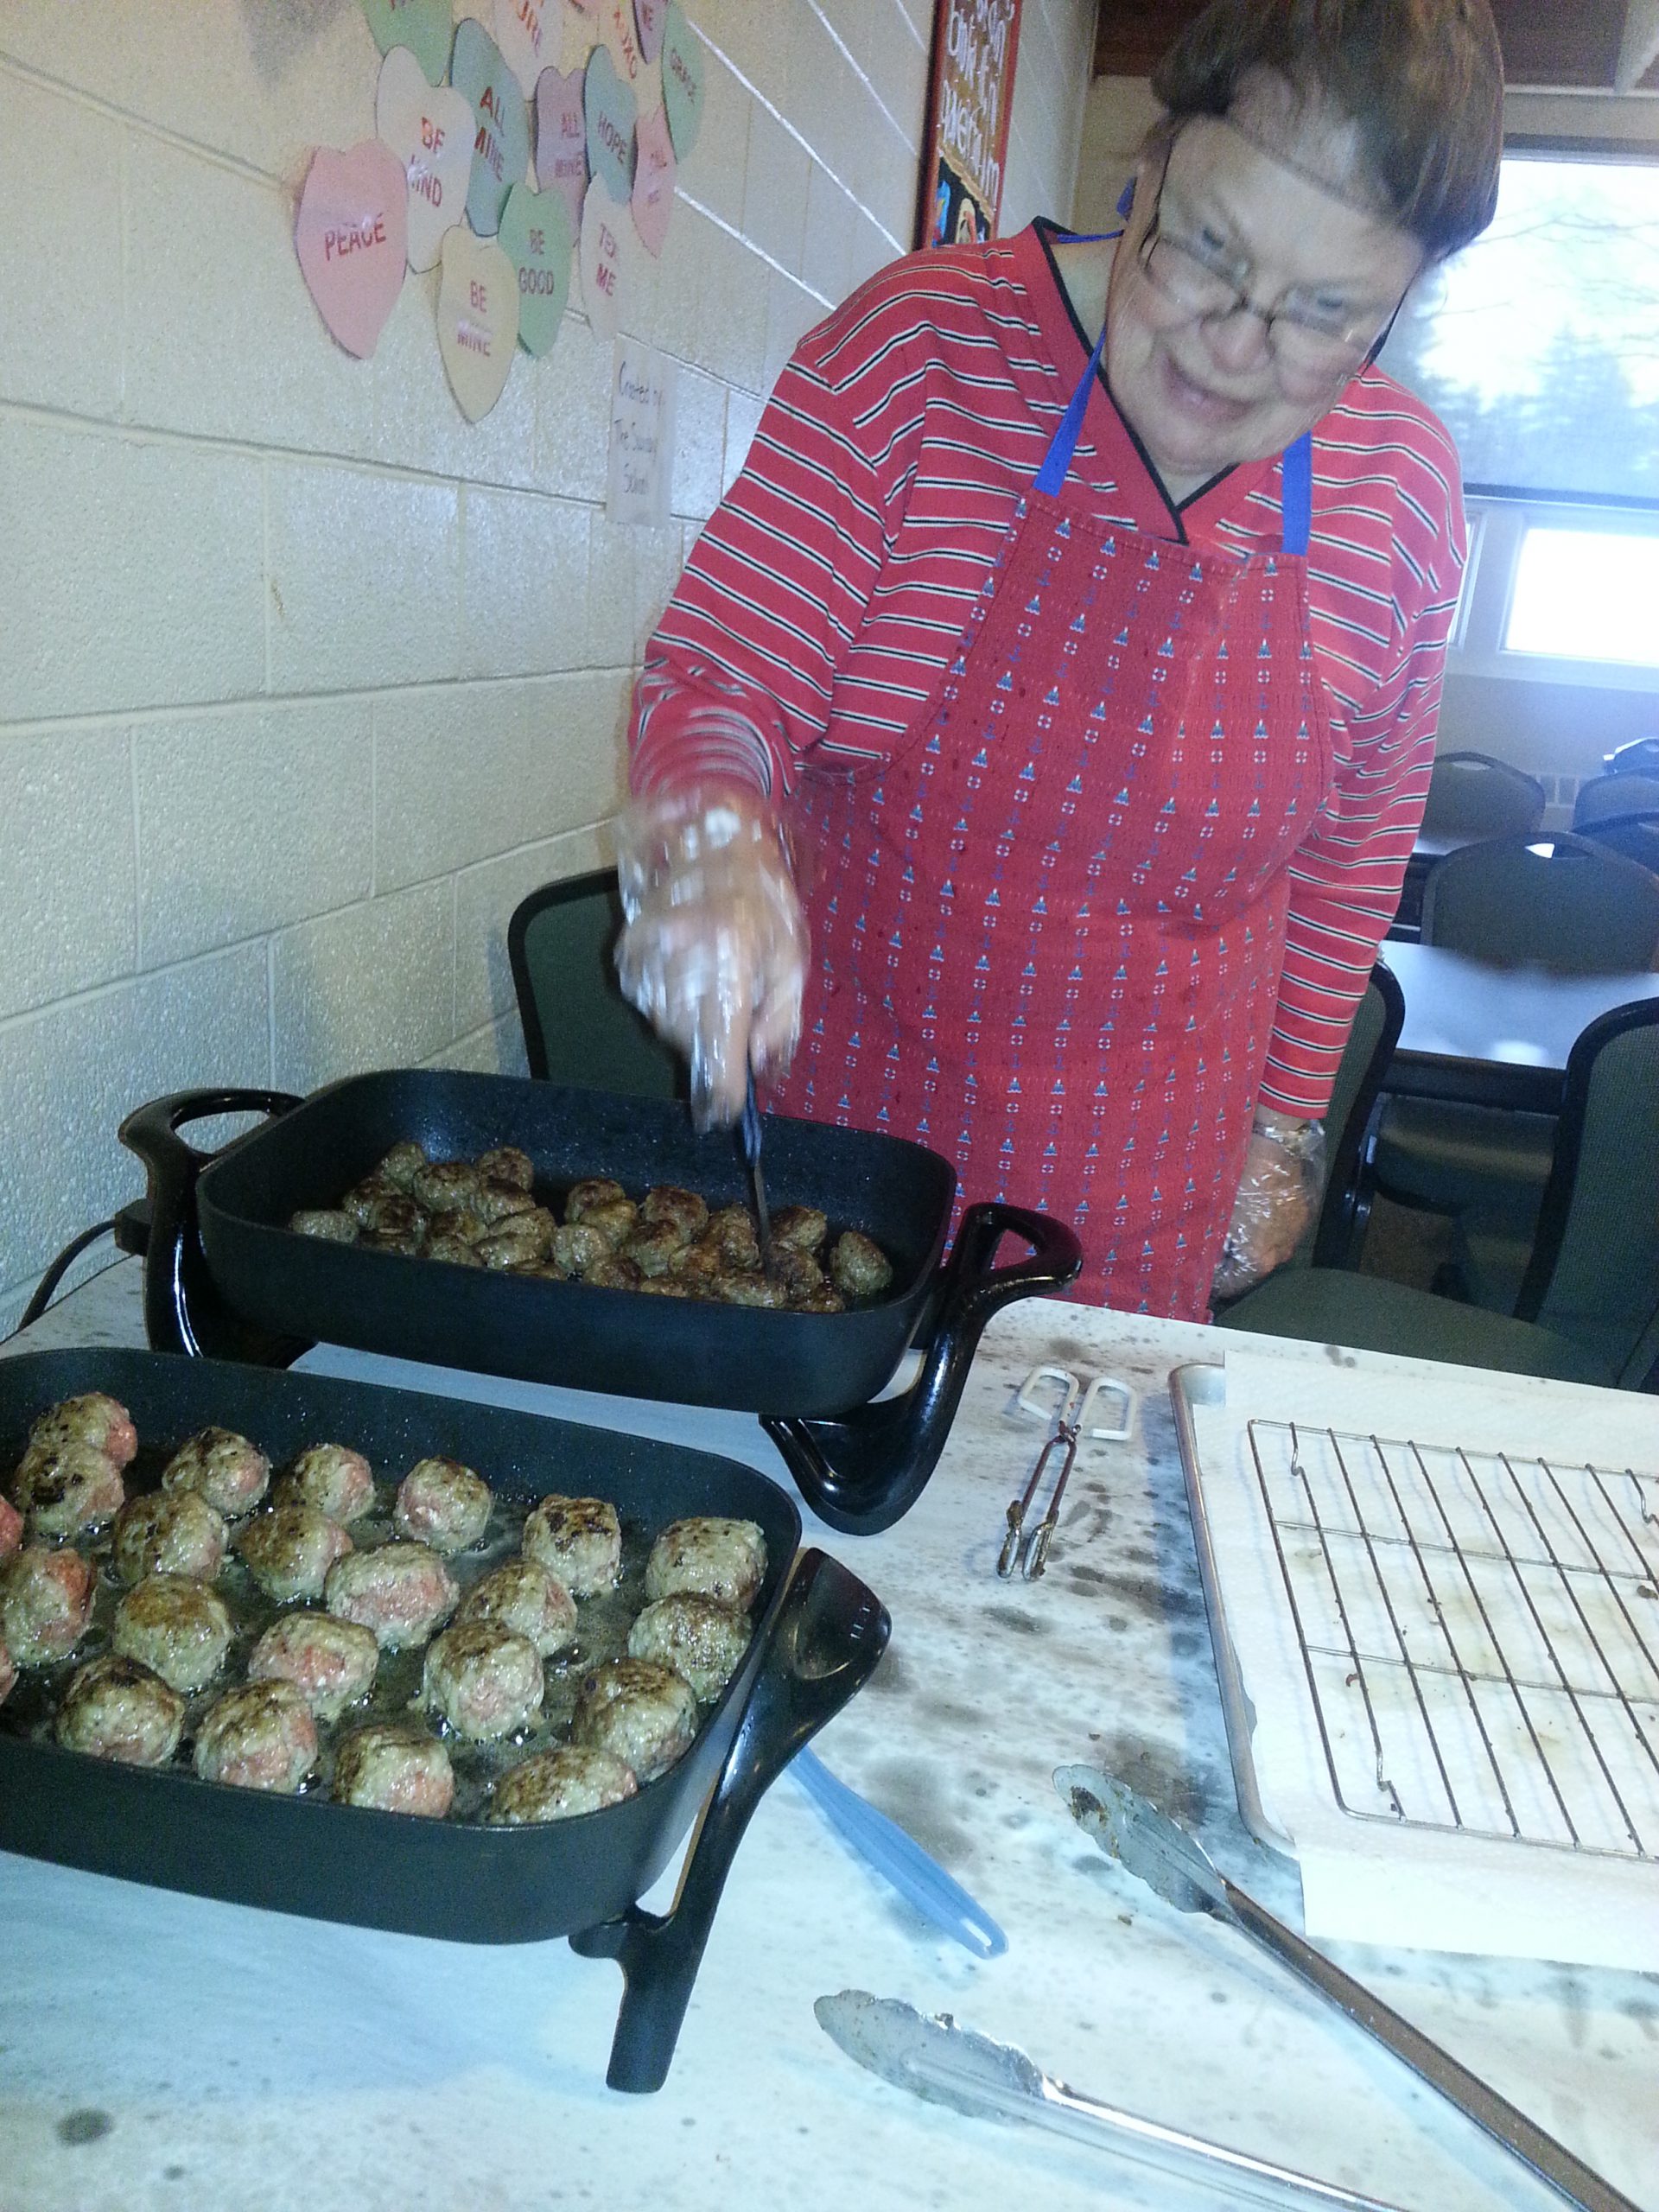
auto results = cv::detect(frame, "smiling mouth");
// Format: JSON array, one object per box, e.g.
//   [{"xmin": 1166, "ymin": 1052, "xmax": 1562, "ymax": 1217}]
[{"xmin": 1163, "ymin": 354, "xmax": 1255, "ymax": 423}]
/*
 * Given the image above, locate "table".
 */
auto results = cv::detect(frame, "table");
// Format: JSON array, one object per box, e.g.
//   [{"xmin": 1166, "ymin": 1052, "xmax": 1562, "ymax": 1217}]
[
  {"xmin": 1381, "ymin": 937, "xmax": 1659, "ymax": 1110},
  {"xmin": 3, "ymin": 1262, "xmax": 1655, "ymax": 2212}
]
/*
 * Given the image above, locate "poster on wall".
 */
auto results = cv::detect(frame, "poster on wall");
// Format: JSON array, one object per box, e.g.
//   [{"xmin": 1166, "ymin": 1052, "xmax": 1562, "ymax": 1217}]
[{"xmin": 915, "ymin": 0, "xmax": 1023, "ymax": 250}]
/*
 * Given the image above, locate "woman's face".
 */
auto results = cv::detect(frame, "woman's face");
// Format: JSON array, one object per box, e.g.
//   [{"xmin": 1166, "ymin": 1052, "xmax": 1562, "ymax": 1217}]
[{"xmin": 1106, "ymin": 111, "xmax": 1423, "ymax": 494}]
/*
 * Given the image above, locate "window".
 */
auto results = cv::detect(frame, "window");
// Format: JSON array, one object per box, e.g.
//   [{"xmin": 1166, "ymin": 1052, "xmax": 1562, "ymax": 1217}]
[{"xmin": 1504, "ymin": 525, "xmax": 1659, "ymax": 665}]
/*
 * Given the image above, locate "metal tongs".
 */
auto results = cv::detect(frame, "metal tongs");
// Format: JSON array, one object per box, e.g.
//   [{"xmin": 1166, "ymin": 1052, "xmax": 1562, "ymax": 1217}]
[
  {"xmin": 997, "ymin": 1364, "xmax": 1134, "ymax": 1580},
  {"xmin": 739, "ymin": 1065, "xmax": 776, "ymax": 1278}
]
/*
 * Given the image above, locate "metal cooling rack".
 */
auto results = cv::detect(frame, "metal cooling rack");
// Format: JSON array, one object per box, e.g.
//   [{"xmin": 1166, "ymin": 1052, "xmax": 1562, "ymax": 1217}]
[{"xmin": 1244, "ymin": 1420, "xmax": 1659, "ymax": 1862}]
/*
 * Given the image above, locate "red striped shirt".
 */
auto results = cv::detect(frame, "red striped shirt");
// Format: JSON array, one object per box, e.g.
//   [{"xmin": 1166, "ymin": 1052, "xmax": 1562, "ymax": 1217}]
[{"xmin": 632, "ymin": 220, "xmax": 1465, "ymax": 1119}]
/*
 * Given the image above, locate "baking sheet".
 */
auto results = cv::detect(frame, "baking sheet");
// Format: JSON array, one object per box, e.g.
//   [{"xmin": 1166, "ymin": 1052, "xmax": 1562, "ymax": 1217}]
[{"xmin": 1175, "ymin": 1343, "xmax": 1659, "ymax": 1969}]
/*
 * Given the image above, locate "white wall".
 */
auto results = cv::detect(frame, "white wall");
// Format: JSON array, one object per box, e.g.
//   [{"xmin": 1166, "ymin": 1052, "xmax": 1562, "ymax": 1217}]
[{"xmin": 0, "ymin": 0, "xmax": 1093, "ymax": 1332}]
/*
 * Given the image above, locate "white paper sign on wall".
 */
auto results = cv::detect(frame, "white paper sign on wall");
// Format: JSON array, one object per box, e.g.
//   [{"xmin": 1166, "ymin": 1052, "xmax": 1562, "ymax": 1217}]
[
  {"xmin": 607, "ymin": 337, "xmax": 677, "ymax": 526},
  {"xmin": 437, "ymin": 224, "xmax": 520, "ymax": 418},
  {"xmin": 375, "ymin": 46, "xmax": 474, "ymax": 271}
]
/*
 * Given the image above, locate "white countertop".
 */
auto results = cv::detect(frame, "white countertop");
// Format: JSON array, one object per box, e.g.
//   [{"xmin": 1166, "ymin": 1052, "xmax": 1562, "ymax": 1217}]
[{"xmin": 2, "ymin": 1261, "xmax": 1654, "ymax": 2212}]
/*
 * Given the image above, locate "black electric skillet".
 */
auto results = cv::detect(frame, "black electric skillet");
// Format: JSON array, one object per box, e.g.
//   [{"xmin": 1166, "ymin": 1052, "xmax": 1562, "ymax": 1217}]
[
  {"xmin": 0, "ymin": 1347, "xmax": 887, "ymax": 2092},
  {"xmin": 122, "ymin": 1071, "xmax": 1083, "ymax": 1533}
]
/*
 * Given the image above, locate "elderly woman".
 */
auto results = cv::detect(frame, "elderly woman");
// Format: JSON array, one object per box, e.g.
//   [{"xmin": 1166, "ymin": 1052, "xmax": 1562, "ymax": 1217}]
[{"xmin": 617, "ymin": 0, "xmax": 1503, "ymax": 1321}]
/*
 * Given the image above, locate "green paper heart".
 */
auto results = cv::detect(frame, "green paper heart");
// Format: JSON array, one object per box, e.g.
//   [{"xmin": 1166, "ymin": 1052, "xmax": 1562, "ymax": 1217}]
[
  {"xmin": 499, "ymin": 182, "xmax": 573, "ymax": 355},
  {"xmin": 359, "ymin": 0, "xmax": 453, "ymax": 87},
  {"xmin": 453, "ymin": 17, "xmax": 531, "ymax": 238},
  {"xmin": 583, "ymin": 43, "xmax": 637, "ymax": 205},
  {"xmin": 660, "ymin": 3, "xmax": 703, "ymax": 162}
]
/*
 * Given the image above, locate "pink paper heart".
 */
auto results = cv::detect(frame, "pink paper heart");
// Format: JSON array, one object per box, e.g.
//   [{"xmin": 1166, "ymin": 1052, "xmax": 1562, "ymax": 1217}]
[
  {"xmin": 634, "ymin": 0, "xmax": 667, "ymax": 65},
  {"xmin": 295, "ymin": 141, "xmax": 408, "ymax": 359},
  {"xmin": 535, "ymin": 64, "xmax": 590, "ymax": 237},
  {"xmin": 632, "ymin": 105, "xmax": 676, "ymax": 258}
]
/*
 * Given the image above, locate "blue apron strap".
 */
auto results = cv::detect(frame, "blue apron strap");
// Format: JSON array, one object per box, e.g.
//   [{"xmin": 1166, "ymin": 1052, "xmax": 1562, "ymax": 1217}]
[
  {"xmin": 1034, "ymin": 224, "xmax": 1120, "ymax": 498},
  {"xmin": 1281, "ymin": 432, "xmax": 1313, "ymax": 557}
]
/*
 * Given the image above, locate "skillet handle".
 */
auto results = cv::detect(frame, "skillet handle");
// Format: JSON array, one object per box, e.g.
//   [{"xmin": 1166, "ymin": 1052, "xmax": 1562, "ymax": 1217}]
[
  {"xmin": 569, "ymin": 1548, "xmax": 890, "ymax": 2094},
  {"xmin": 119, "ymin": 1087, "xmax": 305, "ymax": 1363},
  {"xmin": 760, "ymin": 1201, "xmax": 1083, "ymax": 1535}
]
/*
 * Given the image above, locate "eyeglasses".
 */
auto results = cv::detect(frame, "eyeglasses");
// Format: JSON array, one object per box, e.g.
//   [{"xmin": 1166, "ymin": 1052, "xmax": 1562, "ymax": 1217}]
[{"xmin": 1135, "ymin": 141, "xmax": 1403, "ymax": 374}]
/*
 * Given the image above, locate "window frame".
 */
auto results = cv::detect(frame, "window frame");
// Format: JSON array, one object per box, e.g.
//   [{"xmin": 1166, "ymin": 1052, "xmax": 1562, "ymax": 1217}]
[{"xmin": 1449, "ymin": 495, "xmax": 1659, "ymax": 693}]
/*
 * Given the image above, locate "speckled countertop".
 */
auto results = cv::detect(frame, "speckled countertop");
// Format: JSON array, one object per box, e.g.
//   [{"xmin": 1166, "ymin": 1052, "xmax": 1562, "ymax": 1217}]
[{"xmin": 2, "ymin": 1261, "xmax": 1654, "ymax": 2212}]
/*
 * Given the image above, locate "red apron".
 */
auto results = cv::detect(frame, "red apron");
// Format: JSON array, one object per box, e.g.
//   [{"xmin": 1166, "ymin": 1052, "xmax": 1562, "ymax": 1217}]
[{"xmin": 772, "ymin": 327, "xmax": 1335, "ymax": 1320}]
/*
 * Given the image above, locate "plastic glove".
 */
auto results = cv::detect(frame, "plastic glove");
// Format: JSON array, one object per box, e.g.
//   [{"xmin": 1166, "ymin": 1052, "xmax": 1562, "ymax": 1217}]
[
  {"xmin": 614, "ymin": 783, "xmax": 807, "ymax": 1132},
  {"xmin": 1211, "ymin": 1109, "xmax": 1326, "ymax": 1300}
]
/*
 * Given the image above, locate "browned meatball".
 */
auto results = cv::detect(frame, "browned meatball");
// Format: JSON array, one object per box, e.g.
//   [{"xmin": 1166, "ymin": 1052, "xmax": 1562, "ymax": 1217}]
[
  {"xmin": 0, "ymin": 1546, "xmax": 95, "ymax": 1667},
  {"xmin": 428, "ymin": 1229, "xmax": 484, "ymax": 1268},
  {"xmin": 236, "ymin": 1503, "xmax": 353, "ymax": 1604},
  {"xmin": 771, "ymin": 1246, "xmax": 827, "ymax": 1300},
  {"xmin": 393, "ymin": 1459, "xmax": 492, "ymax": 1553},
  {"xmin": 194, "ymin": 1681, "xmax": 317, "ymax": 1793},
  {"xmin": 10, "ymin": 1440, "xmax": 125, "ymax": 1541},
  {"xmin": 830, "ymin": 1230, "xmax": 894, "ymax": 1298},
  {"xmin": 771, "ymin": 1205, "xmax": 828, "ymax": 1255},
  {"xmin": 670, "ymin": 1237, "xmax": 728, "ymax": 1286},
  {"xmin": 564, "ymin": 1177, "xmax": 626, "ymax": 1220},
  {"xmin": 332, "ymin": 1723, "xmax": 454, "ymax": 1816},
  {"xmin": 289, "ymin": 1209, "xmax": 358, "ymax": 1243},
  {"xmin": 247, "ymin": 1611, "xmax": 378, "ymax": 1721},
  {"xmin": 471, "ymin": 1179, "xmax": 538, "ymax": 1229},
  {"xmin": 112, "ymin": 1573, "xmax": 232, "ymax": 1694},
  {"xmin": 377, "ymin": 1140, "xmax": 429, "ymax": 1192},
  {"xmin": 488, "ymin": 1745, "xmax": 637, "ymax": 1824},
  {"xmin": 550, "ymin": 1219, "xmax": 611, "ymax": 1274},
  {"xmin": 324, "ymin": 1542, "xmax": 457, "ymax": 1649},
  {"xmin": 586, "ymin": 1253, "xmax": 643, "ymax": 1292},
  {"xmin": 0, "ymin": 1493, "xmax": 22, "ymax": 1563},
  {"xmin": 475, "ymin": 1213, "xmax": 555, "ymax": 1269},
  {"xmin": 523, "ymin": 1496, "xmax": 621, "ymax": 1597},
  {"xmin": 275, "ymin": 1443, "xmax": 374, "ymax": 1524},
  {"xmin": 714, "ymin": 1273, "xmax": 786, "ymax": 1308},
  {"xmin": 56, "ymin": 1654, "xmax": 185, "ymax": 1767},
  {"xmin": 340, "ymin": 1173, "xmax": 410, "ymax": 1228},
  {"xmin": 475, "ymin": 1145, "xmax": 534, "ymax": 1192},
  {"xmin": 580, "ymin": 1199, "xmax": 639, "ymax": 1250},
  {"xmin": 112, "ymin": 1489, "xmax": 228, "ymax": 1586},
  {"xmin": 411, "ymin": 1160, "xmax": 481, "ymax": 1216},
  {"xmin": 574, "ymin": 1659, "xmax": 697, "ymax": 1783},
  {"xmin": 27, "ymin": 1392, "xmax": 138, "ymax": 1468},
  {"xmin": 626, "ymin": 1222, "xmax": 688, "ymax": 1277},
  {"xmin": 645, "ymin": 1517, "xmax": 767, "ymax": 1611},
  {"xmin": 627, "ymin": 1595, "xmax": 751, "ymax": 1701},
  {"xmin": 702, "ymin": 1205, "xmax": 760, "ymax": 1268},
  {"xmin": 454, "ymin": 1557, "xmax": 577, "ymax": 1656},
  {"xmin": 423, "ymin": 1621, "xmax": 544, "ymax": 1740},
  {"xmin": 162, "ymin": 1427, "xmax": 270, "ymax": 1518},
  {"xmin": 639, "ymin": 1185, "xmax": 708, "ymax": 1244}
]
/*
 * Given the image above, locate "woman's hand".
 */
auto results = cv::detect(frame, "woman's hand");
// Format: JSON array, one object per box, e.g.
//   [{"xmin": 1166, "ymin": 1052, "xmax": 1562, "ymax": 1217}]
[
  {"xmin": 1211, "ymin": 1109, "xmax": 1325, "ymax": 1300},
  {"xmin": 614, "ymin": 784, "xmax": 807, "ymax": 1131}
]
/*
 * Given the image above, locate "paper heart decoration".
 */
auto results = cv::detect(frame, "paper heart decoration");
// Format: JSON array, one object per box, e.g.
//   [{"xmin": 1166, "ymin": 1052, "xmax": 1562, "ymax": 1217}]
[
  {"xmin": 660, "ymin": 3, "xmax": 704, "ymax": 161},
  {"xmin": 494, "ymin": 0, "xmax": 555, "ymax": 98},
  {"xmin": 600, "ymin": 0, "xmax": 645, "ymax": 87},
  {"xmin": 584, "ymin": 43, "xmax": 637, "ymax": 204},
  {"xmin": 452, "ymin": 18, "xmax": 531, "ymax": 238},
  {"xmin": 634, "ymin": 0, "xmax": 667, "ymax": 66},
  {"xmin": 579, "ymin": 183, "xmax": 632, "ymax": 342},
  {"xmin": 375, "ymin": 47, "xmax": 474, "ymax": 273},
  {"xmin": 359, "ymin": 0, "xmax": 453, "ymax": 86},
  {"xmin": 499, "ymin": 181, "xmax": 573, "ymax": 355},
  {"xmin": 535, "ymin": 64, "xmax": 590, "ymax": 237},
  {"xmin": 295, "ymin": 140, "xmax": 408, "ymax": 359},
  {"xmin": 437, "ymin": 225, "xmax": 519, "ymax": 420},
  {"xmin": 632, "ymin": 105, "xmax": 676, "ymax": 258}
]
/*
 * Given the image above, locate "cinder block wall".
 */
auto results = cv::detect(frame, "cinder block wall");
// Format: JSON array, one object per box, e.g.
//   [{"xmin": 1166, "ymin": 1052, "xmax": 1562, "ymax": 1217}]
[{"xmin": 0, "ymin": 0, "xmax": 1095, "ymax": 1331}]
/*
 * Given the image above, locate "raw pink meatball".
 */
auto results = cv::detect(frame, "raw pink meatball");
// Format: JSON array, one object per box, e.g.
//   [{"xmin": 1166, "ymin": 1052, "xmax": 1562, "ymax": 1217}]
[
  {"xmin": 454, "ymin": 1557, "xmax": 577, "ymax": 1656},
  {"xmin": 423, "ymin": 1621, "xmax": 544, "ymax": 1740},
  {"xmin": 0, "ymin": 1546, "xmax": 95, "ymax": 1667},
  {"xmin": 235, "ymin": 1502, "xmax": 353, "ymax": 1603},
  {"xmin": 324, "ymin": 1542, "xmax": 457, "ymax": 1650},
  {"xmin": 0, "ymin": 1494, "xmax": 22, "ymax": 1563},
  {"xmin": 55, "ymin": 1654, "xmax": 185, "ymax": 1767},
  {"xmin": 247, "ymin": 1611, "xmax": 378, "ymax": 1722},
  {"xmin": 27, "ymin": 1393, "xmax": 137, "ymax": 1468},
  {"xmin": 332, "ymin": 1724, "xmax": 454, "ymax": 1817},
  {"xmin": 194, "ymin": 1681, "xmax": 317, "ymax": 1793},
  {"xmin": 112, "ymin": 1490, "xmax": 227, "ymax": 1586},
  {"xmin": 275, "ymin": 1444, "xmax": 374, "ymax": 1524},
  {"xmin": 393, "ymin": 1458, "xmax": 492, "ymax": 1553},
  {"xmin": 162, "ymin": 1427, "xmax": 270, "ymax": 1518},
  {"xmin": 10, "ymin": 1441, "xmax": 125, "ymax": 1541}
]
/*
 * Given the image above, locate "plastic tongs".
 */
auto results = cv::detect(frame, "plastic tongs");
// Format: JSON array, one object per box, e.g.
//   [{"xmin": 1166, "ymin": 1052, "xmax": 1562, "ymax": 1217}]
[{"xmin": 998, "ymin": 1364, "xmax": 1134, "ymax": 1580}]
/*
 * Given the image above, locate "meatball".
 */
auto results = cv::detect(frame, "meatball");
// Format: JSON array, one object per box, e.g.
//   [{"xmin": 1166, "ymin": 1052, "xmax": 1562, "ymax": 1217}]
[
  {"xmin": 702, "ymin": 1205, "xmax": 760, "ymax": 1268},
  {"xmin": 475, "ymin": 1214, "xmax": 555, "ymax": 1269},
  {"xmin": 393, "ymin": 1459, "xmax": 492, "ymax": 1553},
  {"xmin": 162, "ymin": 1427, "xmax": 270, "ymax": 1518},
  {"xmin": 11, "ymin": 1440, "xmax": 126, "ymax": 1541},
  {"xmin": 771, "ymin": 1205, "xmax": 828, "ymax": 1255},
  {"xmin": 0, "ymin": 1633, "xmax": 14, "ymax": 1707},
  {"xmin": 523, "ymin": 1495, "xmax": 621, "ymax": 1598},
  {"xmin": 194, "ymin": 1681, "xmax": 317, "ymax": 1793},
  {"xmin": 275, "ymin": 1443, "xmax": 374, "ymax": 1524},
  {"xmin": 55, "ymin": 1654, "xmax": 184, "ymax": 1767},
  {"xmin": 0, "ymin": 1493, "xmax": 22, "ymax": 1563},
  {"xmin": 27, "ymin": 1392, "xmax": 138, "ymax": 1468},
  {"xmin": 476, "ymin": 1145, "xmax": 534, "ymax": 1192},
  {"xmin": 112, "ymin": 1489, "xmax": 227, "ymax": 1586},
  {"xmin": 454, "ymin": 1557, "xmax": 577, "ymax": 1656},
  {"xmin": 289, "ymin": 1208, "xmax": 358, "ymax": 1243},
  {"xmin": 341, "ymin": 1175, "xmax": 416, "ymax": 1231},
  {"xmin": 0, "ymin": 1546, "xmax": 95, "ymax": 1667},
  {"xmin": 772, "ymin": 1246, "xmax": 827, "ymax": 1301},
  {"xmin": 580, "ymin": 1199, "xmax": 639, "ymax": 1250},
  {"xmin": 639, "ymin": 1185, "xmax": 708, "ymax": 1245},
  {"xmin": 550, "ymin": 1219, "xmax": 610, "ymax": 1274},
  {"xmin": 564, "ymin": 1176, "xmax": 626, "ymax": 1220},
  {"xmin": 112, "ymin": 1573, "xmax": 232, "ymax": 1694},
  {"xmin": 574, "ymin": 1658, "xmax": 697, "ymax": 1783},
  {"xmin": 411, "ymin": 1159, "xmax": 481, "ymax": 1216},
  {"xmin": 324, "ymin": 1542, "xmax": 457, "ymax": 1649},
  {"xmin": 423, "ymin": 1622, "xmax": 544, "ymax": 1740},
  {"xmin": 645, "ymin": 1517, "xmax": 767, "ymax": 1611},
  {"xmin": 626, "ymin": 1221, "xmax": 690, "ymax": 1278},
  {"xmin": 714, "ymin": 1272, "xmax": 786, "ymax": 1308},
  {"xmin": 428, "ymin": 1229, "xmax": 484, "ymax": 1268},
  {"xmin": 830, "ymin": 1229, "xmax": 894, "ymax": 1298},
  {"xmin": 247, "ymin": 1611, "xmax": 378, "ymax": 1721},
  {"xmin": 488, "ymin": 1745, "xmax": 637, "ymax": 1824},
  {"xmin": 377, "ymin": 1140, "xmax": 429, "ymax": 1192},
  {"xmin": 586, "ymin": 1253, "xmax": 643, "ymax": 1293},
  {"xmin": 471, "ymin": 1179, "xmax": 537, "ymax": 1229},
  {"xmin": 332, "ymin": 1723, "xmax": 454, "ymax": 1817},
  {"xmin": 627, "ymin": 1595, "xmax": 752, "ymax": 1701},
  {"xmin": 236, "ymin": 1502, "xmax": 353, "ymax": 1604}
]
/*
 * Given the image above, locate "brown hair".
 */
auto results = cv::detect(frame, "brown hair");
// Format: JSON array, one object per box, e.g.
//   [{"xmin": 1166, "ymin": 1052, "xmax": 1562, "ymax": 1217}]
[{"xmin": 1150, "ymin": 0, "xmax": 1504, "ymax": 259}]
